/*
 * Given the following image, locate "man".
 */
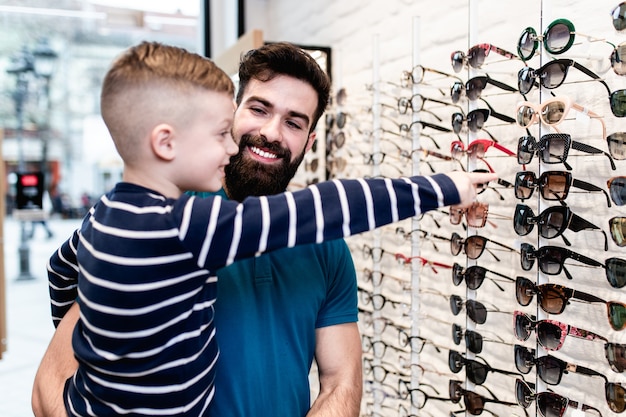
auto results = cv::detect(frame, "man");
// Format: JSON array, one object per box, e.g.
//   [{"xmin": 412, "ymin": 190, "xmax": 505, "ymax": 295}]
[{"xmin": 33, "ymin": 41, "xmax": 363, "ymax": 417}]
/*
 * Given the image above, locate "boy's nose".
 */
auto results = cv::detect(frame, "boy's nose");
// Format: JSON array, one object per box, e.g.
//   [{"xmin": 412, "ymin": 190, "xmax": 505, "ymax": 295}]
[
  {"xmin": 226, "ymin": 133, "xmax": 238, "ymax": 155},
  {"xmin": 258, "ymin": 116, "xmax": 282, "ymax": 143}
]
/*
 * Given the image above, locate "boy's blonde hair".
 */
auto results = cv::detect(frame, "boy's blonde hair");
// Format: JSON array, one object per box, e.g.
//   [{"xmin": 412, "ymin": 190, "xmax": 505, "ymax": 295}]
[{"xmin": 100, "ymin": 41, "xmax": 234, "ymax": 162}]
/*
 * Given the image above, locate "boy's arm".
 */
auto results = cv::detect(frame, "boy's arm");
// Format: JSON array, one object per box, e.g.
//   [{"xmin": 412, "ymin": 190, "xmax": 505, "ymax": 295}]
[
  {"xmin": 48, "ymin": 230, "xmax": 80, "ymax": 327},
  {"xmin": 190, "ymin": 172, "xmax": 494, "ymax": 272},
  {"xmin": 32, "ymin": 302, "xmax": 80, "ymax": 417}
]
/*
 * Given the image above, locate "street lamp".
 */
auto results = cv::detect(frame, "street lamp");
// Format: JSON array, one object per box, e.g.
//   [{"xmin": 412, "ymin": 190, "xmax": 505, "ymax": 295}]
[
  {"xmin": 32, "ymin": 38, "xmax": 58, "ymax": 188},
  {"xmin": 6, "ymin": 39, "xmax": 58, "ymax": 281}
]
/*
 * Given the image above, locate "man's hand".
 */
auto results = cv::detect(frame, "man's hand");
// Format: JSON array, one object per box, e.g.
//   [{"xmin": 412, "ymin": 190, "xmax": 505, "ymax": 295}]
[
  {"xmin": 445, "ymin": 171, "xmax": 499, "ymax": 208},
  {"xmin": 32, "ymin": 303, "xmax": 79, "ymax": 417}
]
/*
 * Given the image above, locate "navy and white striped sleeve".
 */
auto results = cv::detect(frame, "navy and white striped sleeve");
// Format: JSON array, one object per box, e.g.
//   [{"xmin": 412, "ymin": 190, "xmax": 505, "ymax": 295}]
[
  {"xmin": 185, "ymin": 173, "xmax": 459, "ymax": 271},
  {"xmin": 48, "ymin": 229, "xmax": 81, "ymax": 327}
]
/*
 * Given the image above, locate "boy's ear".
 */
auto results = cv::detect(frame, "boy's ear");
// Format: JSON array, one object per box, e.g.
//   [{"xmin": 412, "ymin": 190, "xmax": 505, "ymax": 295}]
[{"xmin": 151, "ymin": 123, "xmax": 176, "ymax": 161}]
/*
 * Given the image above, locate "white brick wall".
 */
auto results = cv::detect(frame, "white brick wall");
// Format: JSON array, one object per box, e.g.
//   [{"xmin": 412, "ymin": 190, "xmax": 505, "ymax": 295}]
[{"xmin": 241, "ymin": 1, "xmax": 626, "ymax": 415}]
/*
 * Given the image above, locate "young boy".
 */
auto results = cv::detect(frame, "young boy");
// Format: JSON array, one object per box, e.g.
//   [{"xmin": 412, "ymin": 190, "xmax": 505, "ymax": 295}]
[{"xmin": 43, "ymin": 41, "xmax": 494, "ymax": 417}]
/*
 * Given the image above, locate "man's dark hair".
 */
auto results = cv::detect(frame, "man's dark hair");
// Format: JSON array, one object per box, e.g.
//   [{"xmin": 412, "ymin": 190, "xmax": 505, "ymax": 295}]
[{"xmin": 237, "ymin": 42, "xmax": 331, "ymax": 132}]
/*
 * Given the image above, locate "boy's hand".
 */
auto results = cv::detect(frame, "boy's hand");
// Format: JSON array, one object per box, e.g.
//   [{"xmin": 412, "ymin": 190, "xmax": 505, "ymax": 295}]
[{"xmin": 445, "ymin": 171, "xmax": 499, "ymax": 208}]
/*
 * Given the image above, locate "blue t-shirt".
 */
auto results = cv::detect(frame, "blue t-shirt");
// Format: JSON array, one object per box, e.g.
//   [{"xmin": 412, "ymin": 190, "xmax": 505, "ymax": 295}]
[{"xmin": 194, "ymin": 191, "xmax": 358, "ymax": 417}]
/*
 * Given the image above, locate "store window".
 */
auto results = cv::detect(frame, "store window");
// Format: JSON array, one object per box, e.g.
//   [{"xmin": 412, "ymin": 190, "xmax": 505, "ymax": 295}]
[{"xmin": 0, "ymin": 0, "xmax": 201, "ymax": 210}]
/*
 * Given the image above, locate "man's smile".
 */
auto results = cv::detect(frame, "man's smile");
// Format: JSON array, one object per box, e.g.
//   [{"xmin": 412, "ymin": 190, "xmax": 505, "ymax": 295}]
[{"xmin": 249, "ymin": 145, "xmax": 280, "ymax": 160}]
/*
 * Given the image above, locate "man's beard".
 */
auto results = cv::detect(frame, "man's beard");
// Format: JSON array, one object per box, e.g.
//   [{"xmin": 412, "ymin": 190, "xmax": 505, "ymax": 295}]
[{"xmin": 224, "ymin": 134, "xmax": 306, "ymax": 202}]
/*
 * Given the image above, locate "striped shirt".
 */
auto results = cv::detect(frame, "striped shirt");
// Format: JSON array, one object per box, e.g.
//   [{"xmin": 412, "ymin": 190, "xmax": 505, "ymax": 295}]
[{"xmin": 48, "ymin": 174, "xmax": 458, "ymax": 417}]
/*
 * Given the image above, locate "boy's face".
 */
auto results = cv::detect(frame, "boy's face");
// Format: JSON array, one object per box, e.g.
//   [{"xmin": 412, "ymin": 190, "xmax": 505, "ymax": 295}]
[
  {"xmin": 178, "ymin": 91, "xmax": 237, "ymax": 192},
  {"xmin": 226, "ymin": 75, "xmax": 318, "ymax": 201}
]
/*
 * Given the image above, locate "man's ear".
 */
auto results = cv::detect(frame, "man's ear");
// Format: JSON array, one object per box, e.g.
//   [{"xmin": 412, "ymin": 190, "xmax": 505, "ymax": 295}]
[
  {"xmin": 151, "ymin": 123, "xmax": 176, "ymax": 161},
  {"xmin": 305, "ymin": 131, "xmax": 317, "ymax": 153}
]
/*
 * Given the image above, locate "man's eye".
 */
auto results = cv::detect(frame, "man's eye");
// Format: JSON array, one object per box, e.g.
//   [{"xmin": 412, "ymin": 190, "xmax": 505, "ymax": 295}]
[{"xmin": 287, "ymin": 120, "xmax": 303, "ymax": 130}]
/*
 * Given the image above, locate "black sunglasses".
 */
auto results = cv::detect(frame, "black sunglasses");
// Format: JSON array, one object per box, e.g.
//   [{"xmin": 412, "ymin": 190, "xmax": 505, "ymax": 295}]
[
  {"xmin": 610, "ymin": 89, "xmax": 626, "ymax": 117},
  {"xmin": 515, "ymin": 170, "xmax": 611, "ymax": 207},
  {"xmin": 520, "ymin": 243, "xmax": 605, "ymax": 280},
  {"xmin": 449, "ymin": 294, "xmax": 503, "ymax": 325},
  {"xmin": 449, "ymin": 379, "xmax": 518, "ymax": 416},
  {"xmin": 448, "ymin": 349, "xmax": 520, "ymax": 385},
  {"xmin": 514, "ymin": 203, "xmax": 609, "ymax": 251},
  {"xmin": 514, "ymin": 344, "xmax": 605, "ymax": 385},
  {"xmin": 450, "ymin": 231, "xmax": 517, "ymax": 262},
  {"xmin": 517, "ymin": 58, "xmax": 611, "ymax": 96},
  {"xmin": 451, "ymin": 323, "xmax": 509, "ymax": 355},
  {"xmin": 517, "ymin": 133, "xmax": 617, "ymax": 171},
  {"xmin": 450, "ymin": 74, "xmax": 517, "ymax": 103},
  {"xmin": 606, "ymin": 257, "xmax": 626, "ymax": 288},
  {"xmin": 452, "ymin": 262, "xmax": 514, "ymax": 292},
  {"xmin": 515, "ymin": 378, "xmax": 603, "ymax": 417},
  {"xmin": 452, "ymin": 107, "xmax": 515, "ymax": 134}
]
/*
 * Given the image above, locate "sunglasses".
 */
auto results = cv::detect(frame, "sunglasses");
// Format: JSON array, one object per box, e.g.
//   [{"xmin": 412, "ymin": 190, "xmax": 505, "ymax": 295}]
[
  {"xmin": 515, "ymin": 276, "xmax": 605, "ymax": 314},
  {"xmin": 515, "ymin": 170, "xmax": 611, "ymax": 207},
  {"xmin": 452, "ymin": 262, "xmax": 514, "ymax": 292},
  {"xmin": 515, "ymin": 278, "xmax": 626, "ymax": 332},
  {"xmin": 451, "ymin": 324, "xmax": 508, "ymax": 355},
  {"xmin": 518, "ymin": 18, "xmax": 606, "ymax": 61},
  {"xmin": 449, "ymin": 294, "xmax": 501, "ymax": 325},
  {"xmin": 451, "ymin": 43, "xmax": 518, "ymax": 72},
  {"xmin": 611, "ymin": 41, "xmax": 626, "ymax": 75},
  {"xmin": 450, "ymin": 231, "xmax": 516, "ymax": 262},
  {"xmin": 449, "ymin": 202, "xmax": 508, "ymax": 229},
  {"xmin": 514, "ymin": 345, "xmax": 606, "ymax": 386},
  {"xmin": 517, "ymin": 58, "xmax": 611, "ymax": 95},
  {"xmin": 452, "ymin": 107, "xmax": 516, "ymax": 134},
  {"xmin": 609, "ymin": 177, "xmax": 626, "ymax": 206},
  {"xmin": 358, "ymin": 287, "xmax": 405, "ymax": 311},
  {"xmin": 612, "ymin": 2, "xmax": 626, "ymax": 31},
  {"xmin": 609, "ymin": 132, "xmax": 626, "ymax": 160},
  {"xmin": 607, "ymin": 342, "xmax": 626, "ymax": 373},
  {"xmin": 514, "ymin": 310, "xmax": 608, "ymax": 351},
  {"xmin": 450, "ymin": 75, "xmax": 518, "ymax": 103},
  {"xmin": 610, "ymin": 89, "xmax": 626, "ymax": 117},
  {"xmin": 516, "ymin": 97, "xmax": 606, "ymax": 139},
  {"xmin": 607, "ymin": 257, "xmax": 626, "ymax": 288},
  {"xmin": 394, "ymin": 253, "xmax": 453, "ymax": 274},
  {"xmin": 451, "ymin": 139, "xmax": 516, "ymax": 161},
  {"xmin": 449, "ymin": 379, "xmax": 518, "ymax": 416},
  {"xmin": 520, "ymin": 242, "xmax": 605, "ymax": 280},
  {"xmin": 396, "ymin": 93, "xmax": 457, "ymax": 116},
  {"xmin": 515, "ymin": 378, "xmax": 603, "ymax": 417},
  {"xmin": 397, "ymin": 329, "xmax": 442, "ymax": 354},
  {"xmin": 448, "ymin": 349, "xmax": 520, "ymax": 385},
  {"xmin": 610, "ymin": 217, "xmax": 626, "ymax": 247},
  {"xmin": 517, "ymin": 133, "xmax": 616, "ymax": 171},
  {"xmin": 514, "ymin": 203, "xmax": 609, "ymax": 251},
  {"xmin": 400, "ymin": 64, "xmax": 462, "ymax": 88}
]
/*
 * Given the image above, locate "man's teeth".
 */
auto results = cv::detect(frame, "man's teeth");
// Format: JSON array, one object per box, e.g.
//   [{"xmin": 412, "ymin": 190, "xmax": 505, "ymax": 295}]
[{"xmin": 250, "ymin": 146, "xmax": 278, "ymax": 159}]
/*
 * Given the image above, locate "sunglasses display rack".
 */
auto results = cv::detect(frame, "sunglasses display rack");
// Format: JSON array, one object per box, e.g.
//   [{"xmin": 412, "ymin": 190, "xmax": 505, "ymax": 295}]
[{"xmin": 302, "ymin": 1, "xmax": 626, "ymax": 416}]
